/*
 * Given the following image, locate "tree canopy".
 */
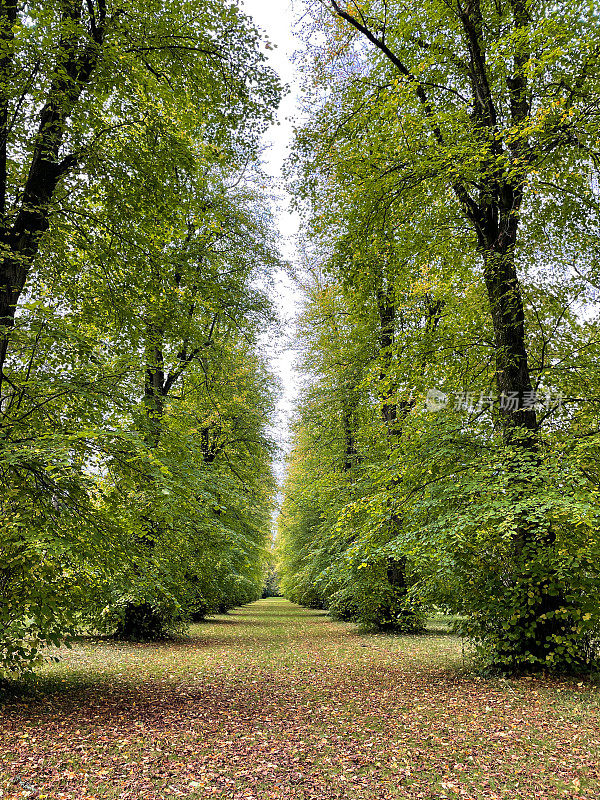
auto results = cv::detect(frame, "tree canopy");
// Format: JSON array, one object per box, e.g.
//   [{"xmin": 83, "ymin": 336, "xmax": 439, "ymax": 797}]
[
  {"xmin": 3, "ymin": 0, "xmax": 600, "ymax": 680},
  {"xmin": 277, "ymin": 0, "xmax": 600, "ymax": 673},
  {"xmin": 0, "ymin": 0, "xmax": 281, "ymax": 677}
]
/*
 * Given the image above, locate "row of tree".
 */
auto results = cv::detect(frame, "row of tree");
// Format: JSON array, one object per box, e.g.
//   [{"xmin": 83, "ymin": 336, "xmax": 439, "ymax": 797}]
[
  {"xmin": 277, "ymin": 0, "xmax": 600, "ymax": 673},
  {"xmin": 1, "ymin": 0, "xmax": 281, "ymax": 678}
]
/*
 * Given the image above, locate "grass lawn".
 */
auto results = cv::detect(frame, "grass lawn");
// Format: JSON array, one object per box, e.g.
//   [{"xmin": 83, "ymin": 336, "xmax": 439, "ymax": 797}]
[{"xmin": 1, "ymin": 598, "xmax": 599, "ymax": 799}]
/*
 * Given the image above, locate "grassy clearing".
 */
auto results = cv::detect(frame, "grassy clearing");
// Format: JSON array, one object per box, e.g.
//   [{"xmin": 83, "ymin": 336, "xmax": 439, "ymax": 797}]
[{"xmin": 1, "ymin": 598, "xmax": 599, "ymax": 799}]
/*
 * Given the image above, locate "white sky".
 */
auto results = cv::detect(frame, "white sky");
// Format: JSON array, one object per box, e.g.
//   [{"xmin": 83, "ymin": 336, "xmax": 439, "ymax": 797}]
[{"xmin": 241, "ymin": 0, "xmax": 306, "ymax": 487}]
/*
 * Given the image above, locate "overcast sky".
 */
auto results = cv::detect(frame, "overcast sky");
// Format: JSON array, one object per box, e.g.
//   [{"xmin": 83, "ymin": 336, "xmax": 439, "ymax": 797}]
[{"xmin": 241, "ymin": 0, "xmax": 306, "ymax": 486}]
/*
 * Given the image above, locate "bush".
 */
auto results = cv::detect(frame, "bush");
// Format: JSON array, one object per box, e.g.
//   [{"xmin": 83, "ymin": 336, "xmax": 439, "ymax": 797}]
[{"xmin": 452, "ymin": 542, "xmax": 600, "ymax": 674}]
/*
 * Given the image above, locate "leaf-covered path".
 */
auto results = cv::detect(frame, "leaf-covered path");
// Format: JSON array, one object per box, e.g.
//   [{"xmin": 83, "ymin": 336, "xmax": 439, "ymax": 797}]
[{"xmin": 1, "ymin": 599, "xmax": 599, "ymax": 800}]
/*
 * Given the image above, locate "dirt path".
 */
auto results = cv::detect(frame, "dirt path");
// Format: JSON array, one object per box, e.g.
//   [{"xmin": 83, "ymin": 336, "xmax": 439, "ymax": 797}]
[{"xmin": 1, "ymin": 598, "xmax": 599, "ymax": 799}]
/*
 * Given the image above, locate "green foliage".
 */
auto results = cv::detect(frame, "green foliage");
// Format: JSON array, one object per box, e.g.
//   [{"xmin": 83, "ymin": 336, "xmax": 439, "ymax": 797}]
[
  {"xmin": 402, "ymin": 439, "xmax": 600, "ymax": 672},
  {"xmin": 262, "ymin": 558, "xmax": 281, "ymax": 599},
  {"xmin": 278, "ymin": 0, "xmax": 600, "ymax": 672},
  {"xmin": 0, "ymin": 0, "xmax": 280, "ymax": 676},
  {"xmin": 277, "ymin": 283, "xmax": 427, "ymax": 631}
]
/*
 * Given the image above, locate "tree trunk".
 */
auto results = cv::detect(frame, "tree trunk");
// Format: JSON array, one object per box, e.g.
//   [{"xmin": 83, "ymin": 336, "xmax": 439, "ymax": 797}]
[
  {"xmin": 143, "ymin": 323, "xmax": 166, "ymax": 449},
  {"xmin": 114, "ymin": 601, "xmax": 166, "ymax": 641},
  {"xmin": 341, "ymin": 405, "xmax": 358, "ymax": 472},
  {"xmin": 478, "ymin": 208, "xmax": 570, "ymax": 668},
  {"xmin": 117, "ymin": 324, "xmax": 168, "ymax": 638},
  {"xmin": 478, "ymin": 200, "xmax": 538, "ymax": 443},
  {"xmin": 118, "ymin": 312, "xmax": 218, "ymax": 638},
  {"xmin": 375, "ymin": 288, "xmax": 423, "ymax": 630}
]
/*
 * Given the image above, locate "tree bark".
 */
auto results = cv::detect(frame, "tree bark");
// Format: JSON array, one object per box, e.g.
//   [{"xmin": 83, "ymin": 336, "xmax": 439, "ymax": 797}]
[
  {"xmin": 479, "ymin": 220, "xmax": 538, "ymax": 447},
  {"xmin": 143, "ymin": 321, "xmax": 167, "ymax": 449},
  {"xmin": 375, "ymin": 286, "xmax": 418, "ymax": 626},
  {"xmin": 341, "ymin": 404, "xmax": 358, "ymax": 472}
]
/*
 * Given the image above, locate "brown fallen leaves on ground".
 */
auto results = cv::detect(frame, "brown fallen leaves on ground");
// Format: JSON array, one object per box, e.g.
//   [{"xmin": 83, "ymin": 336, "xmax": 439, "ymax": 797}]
[{"xmin": 1, "ymin": 599, "xmax": 599, "ymax": 800}]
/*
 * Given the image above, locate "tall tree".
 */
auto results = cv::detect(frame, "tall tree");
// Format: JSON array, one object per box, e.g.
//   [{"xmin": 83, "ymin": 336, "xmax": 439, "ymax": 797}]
[
  {"xmin": 281, "ymin": 0, "xmax": 600, "ymax": 671},
  {"xmin": 0, "ymin": 0, "xmax": 278, "ymax": 396},
  {"xmin": 0, "ymin": 0, "xmax": 281, "ymax": 674}
]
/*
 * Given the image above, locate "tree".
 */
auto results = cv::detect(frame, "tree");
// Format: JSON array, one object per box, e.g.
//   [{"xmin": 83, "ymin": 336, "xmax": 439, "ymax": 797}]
[
  {"xmin": 278, "ymin": 275, "xmax": 428, "ymax": 630},
  {"xmin": 0, "ymin": 0, "xmax": 281, "ymax": 674},
  {"xmin": 280, "ymin": 0, "xmax": 600, "ymax": 670},
  {"xmin": 0, "ymin": 0, "xmax": 278, "ymax": 390}
]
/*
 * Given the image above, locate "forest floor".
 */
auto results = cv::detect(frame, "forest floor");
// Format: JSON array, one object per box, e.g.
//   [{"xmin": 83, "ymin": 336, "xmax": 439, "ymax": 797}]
[{"xmin": 1, "ymin": 598, "xmax": 599, "ymax": 800}]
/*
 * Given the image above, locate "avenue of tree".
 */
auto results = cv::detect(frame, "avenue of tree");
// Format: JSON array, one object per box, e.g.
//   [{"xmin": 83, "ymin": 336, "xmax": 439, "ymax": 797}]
[
  {"xmin": 277, "ymin": 0, "xmax": 600, "ymax": 672},
  {"xmin": 1, "ymin": 0, "xmax": 280, "ymax": 675},
  {"xmin": 2, "ymin": 0, "xmax": 600, "ymax": 679}
]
